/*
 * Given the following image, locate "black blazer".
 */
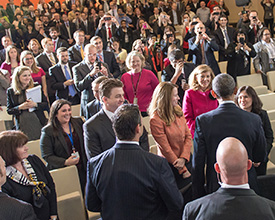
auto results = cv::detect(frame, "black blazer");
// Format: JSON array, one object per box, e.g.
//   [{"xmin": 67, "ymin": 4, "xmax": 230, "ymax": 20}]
[
  {"xmin": 184, "ymin": 188, "xmax": 275, "ymax": 220},
  {"xmin": 95, "ymin": 24, "xmax": 118, "ymax": 50},
  {"xmin": 6, "ymin": 87, "xmax": 48, "ymax": 130},
  {"xmin": 60, "ymin": 21, "xmax": 77, "ymax": 41},
  {"xmin": 55, "ymin": 38, "xmax": 69, "ymax": 50},
  {"xmin": 85, "ymin": 99, "xmax": 101, "ymax": 120},
  {"xmin": 49, "ymin": 61, "xmax": 79, "ymax": 100},
  {"xmin": 102, "ymin": 50, "xmax": 121, "ymax": 78},
  {"xmin": 68, "ymin": 44, "xmax": 83, "ymax": 63},
  {"xmin": 0, "ymin": 191, "xmax": 37, "ymax": 220},
  {"xmin": 40, "ymin": 117, "xmax": 87, "ymax": 170},
  {"xmin": 86, "ymin": 143, "xmax": 183, "ymax": 219},
  {"xmin": 188, "ymin": 36, "xmax": 221, "ymax": 75},
  {"xmin": 192, "ymin": 103, "xmax": 267, "ymax": 199},
  {"xmin": 162, "ymin": 63, "xmax": 196, "ymax": 104},
  {"xmin": 213, "ymin": 26, "xmax": 236, "ymax": 62},
  {"xmin": 2, "ymin": 155, "xmax": 57, "ymax": 220},
  {"xmin": 83, "ymin": 109, "xmax": 149, "ymax": 159}
]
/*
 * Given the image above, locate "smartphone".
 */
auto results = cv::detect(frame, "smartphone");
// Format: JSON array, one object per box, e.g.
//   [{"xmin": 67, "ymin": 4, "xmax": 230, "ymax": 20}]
[
  {"xmin": 95, "ymin": 61, "xmax": 102, "ymax": 69},
  {"xmin": 143, "ymin": 23, "xmax": 147, "ymax": 29},
  {"xmin": 252, "ymin": 16, "xmax": 257, "ymax": 20},
  {"xmin": 239, "ymin": 37, "xmax": 245, "ymax": 45},
  {"xmin": 191, "ymin": 21, "xmax": 198, "ymax": 26},
  {"xmin": 213, "ymin": 12, "xmax": 220, "ymax": 16}
]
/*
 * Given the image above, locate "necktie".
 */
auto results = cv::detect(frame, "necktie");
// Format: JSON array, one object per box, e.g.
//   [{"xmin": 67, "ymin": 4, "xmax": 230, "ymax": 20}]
[
  {"xmin": 64, "ymin": 66, "xmax": 76, "ymax": 97},
  {"xmin": 98, "ymin": 54, "xmax": 103, "ymax": 62},
  {"xmin": 66, "ymin": 22, "xmax": 72, "ymax": 39},
  {"xmin": 201, "ymin": 40, "xmax": 205, "ymax": 64},
  {"xmin": 224, "ymin": 29, "xmax": 230, "ymax": 49},
  {"xmin": 49, "ymin": 54, "xmax": 56, "ymax": 66},
  {"xmin": 80, "ymin": 46, "xmax": 84, "ymax": 59},
  {"xmin": 53, "ymin": 41, "xmax": 56, "ymax": 52},
  {"xmin": 108, "ymin": 27, "xmax": 112, "ymax": 39},
  {"xmin": 253, "ymin": 25, "xmax": 257, "ymax": 37}
]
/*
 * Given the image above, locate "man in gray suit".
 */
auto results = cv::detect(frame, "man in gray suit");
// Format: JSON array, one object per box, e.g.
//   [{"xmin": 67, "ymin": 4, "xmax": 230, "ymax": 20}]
[
  {"xmin": 72, "ymin": 43, "xmax": 111, "ymax": 116},
  {"xmin": 83, "ymin": 78, "xmax": 149, "ymax": 160},
  {"xmin": 0, "ymin": 156, "xmax": 37, "ymax": 220},
  {"xmin": 184, "ymin": 137, "xmax": 275, "ymax": 220}
]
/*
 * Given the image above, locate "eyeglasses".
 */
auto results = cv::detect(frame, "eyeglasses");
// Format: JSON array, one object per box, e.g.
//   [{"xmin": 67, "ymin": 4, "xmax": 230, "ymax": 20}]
[{"xmin": 24, "ymin": 57, "xmax": 33, "ymax": 61}]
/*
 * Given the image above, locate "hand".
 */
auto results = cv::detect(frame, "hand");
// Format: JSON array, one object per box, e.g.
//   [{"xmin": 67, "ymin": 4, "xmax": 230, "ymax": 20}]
[
  {"xmin": 243, "ymin": 43, "xmax": 251, "ymax": 52},
  {"xmin": 235, "ymin": 43, "xmax": 242, "ymax": 51},
  {"xmin": 85, "ymin": 35, "xmax": 91, "ymax": 40},
  {"xmin": 64, "ymin": 79, "xmax": 74, "ymax": 86},
  {"xmin": 195, "ymin": 32, "xmax": 203, "ymax": 44},
  {"xmin": 89, "ymin": 65, "xmax": 100, "ymax": 77},
  {"xmin": 253, "ymin": 162, "xmax": 261, "ymax": 167},
  {"xmin": 100, "ymin": 65, "xmax": 108, "ymax": 76},
  {"xmin": 202, "ymin": 33, "xmax": 211, "ymax": 41},
  {"xmin": 175, "ymin": 61, "xmax": 184, "ymax": 76},
  {"xmin": 50, "ymin": 215, "xmax": 58, "ymax": 220},
  {"xmin": 173, "ymin": 158, "xmax": 186, "ymax": 170},
  {"xmin": 26, "ymin": 99, "xmax": 37, "ymax": 108},
  {"xmin": 64, "ymin": 155, "xmax": 80, "ymax": 166},
  {"xmin": 0, "ymin": 106, "xmax": 2, "ymax": 111},
  {"xmin": 182, "ymin": 82, "xmax": 189, "ymax": 91},
  {"xmin": 68, "ymin": 39, "xmax": 74, "ymax": 44}
]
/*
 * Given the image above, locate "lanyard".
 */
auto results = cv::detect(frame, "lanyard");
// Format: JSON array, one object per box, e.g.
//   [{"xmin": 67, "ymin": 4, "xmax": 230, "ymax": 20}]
[
  {"xmin": 66, "ymin": 122, "xmax": 75, "ymax": 152},
  {"xmin": 131, "ymin": 71, "xmax": 142, "ymax": 97}
]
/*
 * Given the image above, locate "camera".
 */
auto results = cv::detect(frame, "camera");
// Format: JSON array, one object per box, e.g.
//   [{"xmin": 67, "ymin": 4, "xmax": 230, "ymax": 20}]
[
  {"xmin": 191, "ymin": 21, "xmax": 198, "ymax": 26},
  {"xmin": 104, "ymin": 17, "xmax": 111, "ymax": 21},
  {"xmin": 198, "ymin": 31, "xmax": 202, "ymax": 35},
  {"xmin": 166, "ymin": 34, "xmax": 173, "ymax": 38},
  {"xmin": 239, "ymin": 37, "xmax": 245, "ymax": 45},
  {"xmin": 95, "ymin": 61, "xmax": 102, "ymax": 70},
  {"xmin": 213, "ymin": 12, "xmax": 220, "ymax": 16},
  {"xmin": 252, "ymin": 16, "xmax": 257, "ymax": 20}
]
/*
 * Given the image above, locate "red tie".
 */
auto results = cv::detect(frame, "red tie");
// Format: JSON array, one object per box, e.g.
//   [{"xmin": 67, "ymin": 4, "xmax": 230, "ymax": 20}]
[
  {"xmin": 108, "ymin": 27, "xmax": 112, "ymax": 39},
  {"xmin": 53, "ymin": 41, "xmax": 56, "ymax": 52}
]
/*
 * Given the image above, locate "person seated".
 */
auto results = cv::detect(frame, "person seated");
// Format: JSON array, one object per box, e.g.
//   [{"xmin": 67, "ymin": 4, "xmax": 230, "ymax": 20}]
[
  {"xmin": 253, "ymin": 28, "xmax": 275, "ymax": 86},
  {"xmin": 226, "ymin": 30, "xmax": 256, "ymax": 82},
  {"xmin": 162, "ymin": 49, "xmax": 196, "ymax": 105},
  {"xmin": 0, "ymin": 45, "xmax": 19, "ymax": 77},
  {"xmin": 0, "ymin": 130, "xmax": 58, "ymax": 220},
  {"xmin": 182, "ymin": 64, "xmax": 218, "ymax": 138},
  {"xmin": 7, "ymin": 66, "xmax": 48, "ymax": 141},
  {"xmin": 27, "ymin": 39, "xmax": 43, "ymax": 57},
  {"xmin": 40, "ymin": 99, "xmax": 87, "ymax": 193},
  {"xmin": 183, "ymin": 137, "xmax": 275, "ymax": 219},
  {"xmin": 235, "ymin": 86, "xmax": 274, "ymax": 176}
]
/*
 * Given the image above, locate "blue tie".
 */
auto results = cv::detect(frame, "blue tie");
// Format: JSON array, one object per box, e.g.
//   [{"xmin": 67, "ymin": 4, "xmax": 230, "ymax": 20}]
[{"xmin": 64, "ymin": 66, "xmax": 76, "ymax": 97}]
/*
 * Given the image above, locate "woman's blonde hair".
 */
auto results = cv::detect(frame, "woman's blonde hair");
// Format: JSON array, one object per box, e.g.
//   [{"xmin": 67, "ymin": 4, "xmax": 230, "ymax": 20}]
[
  {"xmin": 5, "ymin": 45, "xmax": 19, "ymax": 65},
  {"xmin": 12, "ymin": 66, "xmax": 34, "ymax": 95},
  {"xmin": 188, "ymin": 64, "xmax": 215, "ymax": 91},
  {"xmin": 148, "ymin": 82, "xmax": 183, "ymax": 126},
  {"xmin": 27, "ymin": 38, "xmax": 42, "ymax": 52},
  {"xmin": 125, "ymin": 51, "xmax": 145, "ymax": 70},
  {"xmin": 20, "ymin": 50, "xmax": 40, "ymax": 73}
]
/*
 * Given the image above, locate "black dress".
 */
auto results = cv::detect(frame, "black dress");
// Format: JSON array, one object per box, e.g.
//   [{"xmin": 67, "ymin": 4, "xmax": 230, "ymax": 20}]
[{"xmin": 2, "ymin": 155, "xmax": 57, "ymax": 220}]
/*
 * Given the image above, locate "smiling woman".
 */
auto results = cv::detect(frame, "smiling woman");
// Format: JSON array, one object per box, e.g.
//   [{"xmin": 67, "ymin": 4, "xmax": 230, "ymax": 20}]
[
  {"xmin": 182, "ymin": 64, "xmax": 219, "ymax": 138},
  {"xmin": 40, "ymin": 99, "xmax": 87, "ymax": 194}
]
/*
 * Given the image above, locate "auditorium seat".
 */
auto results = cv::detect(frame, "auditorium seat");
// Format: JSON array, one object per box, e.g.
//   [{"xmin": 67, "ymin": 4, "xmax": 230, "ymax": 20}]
[
  {"xmin": 259, "ymin": 94, "xmax": 275, "ymax": 111},
  {"xmin": 71, "ymin": 104, "xmax": 81, "ymax": 117},
  {"xmin": 237, "ymin": 74, "xmax": 265, "ymax": 88},
  {"xmin": 148, "ymin": 134, "xmax": 156, "ymax": 146},
  {"xmin": 27, "ymin": 139, "xmax": 46, "ymax": 165},
  {"xmin": 0, "ymin": 120, "xmax": 6, "ymax": 132},
  {"xmin": 149, "ymin": 145, "xmax": 158, "ymax": 155},
  {"xmin": 267, "ymin": 70, "xmax": 275, "ymax": 92},
  {"xmin": 218, "ymin": 61, "xmax": 227, "ymax": 73},
  {"xmin": 142, "ymin": 116, "xmax": 151, "ymax": 134}
]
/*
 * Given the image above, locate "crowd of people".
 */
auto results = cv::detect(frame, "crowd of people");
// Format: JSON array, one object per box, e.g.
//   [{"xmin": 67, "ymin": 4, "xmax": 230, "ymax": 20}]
[{"xmin": 0, "ymin": 0, "xmax": 275, "ymax": 219}]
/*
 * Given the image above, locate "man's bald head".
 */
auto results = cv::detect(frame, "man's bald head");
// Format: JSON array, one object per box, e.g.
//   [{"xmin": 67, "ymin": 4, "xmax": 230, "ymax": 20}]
[{"xmin": 215, "ymin": 137, "xmax": 252, "ymax": 185}]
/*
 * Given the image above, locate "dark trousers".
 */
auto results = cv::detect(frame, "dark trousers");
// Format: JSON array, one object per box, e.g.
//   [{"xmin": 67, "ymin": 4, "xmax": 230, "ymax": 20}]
[{"xmin": 264, "ymin": 18, "xmax": 274, "ymax": 36}]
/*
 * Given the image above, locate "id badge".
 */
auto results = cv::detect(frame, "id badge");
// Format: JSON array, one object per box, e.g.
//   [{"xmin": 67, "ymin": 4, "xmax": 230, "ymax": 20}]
[
  {"xmin": 133, "ymin": 97, "xmax": 138, "ymax": 104},
  {"xmin": 71, "ymin": 151, "xmax": 80, "ymax": 159}
]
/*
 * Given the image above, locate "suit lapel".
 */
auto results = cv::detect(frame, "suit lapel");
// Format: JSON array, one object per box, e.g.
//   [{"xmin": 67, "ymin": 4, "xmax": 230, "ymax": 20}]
[
  {"xmin": 99, "ymin": 110, "xmax": 116, "ymax": 138},
  {"xmin": 56, "ymin": 64, "xmax": 67, "ymax": 81}
]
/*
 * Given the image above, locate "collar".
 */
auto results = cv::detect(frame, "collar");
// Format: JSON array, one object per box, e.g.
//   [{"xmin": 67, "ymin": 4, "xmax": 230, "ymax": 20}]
[
  {"xmin": 220, "ymin": 26, "xmax": 227, "ymax": 31},
  {"xmin": 261, "ymin": 38, "xmax": 274, "ymax": 45},
  {"xmin": 220, "ymin": 100, "xmax": 235, "ymax": 104},
  {"xmin": 61, "ymin": 63, "xmax": 69, "ymax": 68},
  {"xmin": 221, "ymin": 183, "xmax": 250, "ymax": 189},
  {"xmin": 117, "ymin": 140, "xmax": 139, "ymax": 145},
  {"xmin": 103, "ymin": 106, "xmax": 114, "ymax": 120}
]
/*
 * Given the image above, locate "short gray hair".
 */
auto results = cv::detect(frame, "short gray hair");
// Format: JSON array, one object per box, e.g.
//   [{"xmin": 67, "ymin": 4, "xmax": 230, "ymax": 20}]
[{"xmin": 212, "ymin": 73, "xmax": 235, "ymax": 98}]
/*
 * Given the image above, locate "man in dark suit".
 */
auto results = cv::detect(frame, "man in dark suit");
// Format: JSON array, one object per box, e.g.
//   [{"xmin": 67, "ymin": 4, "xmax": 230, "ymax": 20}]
[
  {"xmin": 85, "ymin": 104, "xmax": 183, "ymax": 219},
  {"xmin": 214, "ymin": 15, "xmax": 236, "ymax": 62},
  {"xmin": 0, "ymin": 21, "xmax": 21, "ymax": 49},
  {"xmin": 5, "ymin": 0, "xmax": 19, "ymax": 23},
  {"xmin": 116, "ymin": 20, "xmax": 133, "ymax": 53},
  {"xmin": 188, "ymin": 0, "xmax": 200, "ymax": 13},
  {"xmin": 192, "ymin": 73, "xmax": 267, "ymax": 200},
  {"xmin": 60, "ymin": 14, "xmax": 76, "ymax": 46},
  {"xmin": 162, "ymin": 49, "xmax": 196, "ymax": 105},
  {"xmin": 72, "ymin": 44, "xmax": 111, "ymax": 116},
  {"xmin": 184, "ymin": 137, "xmax": 275, "ymax": 220},
  {"xmin": 0, "ymin": 36, "xmax": 13, "ymax": 65},
  {"xmin": 83, "ymin": 79, "xmax": 149, "ymax": 159},
  {"xmin": 244, "ymin": 10, "xmax": 263, "ymax": 45},
  {"xmin": 168, "ymin": 3, "xmax": 182, "ymax": 26},
  {"xmin": 148, "ymin": 8, "xmax": 160, "ymax": 36},
  {"xmin": 95, "ymin": 14, "xmax": 119, "ymax": 50},
  {"xmin": 85, "ymin": 76, "xmax": 108, "ymax": 120},
  {"xmin": 0, "ymin": 156, "xmax": 37, "ymax": 220},
  {"xmin": 90, "ymin": 36, "xmax": 121, "ymax": 78},
  {"xmin": 80, "ymin": 12, "xmax": 95, "ymax": 42},
  {"xmin": 49, "ymin": 47, "xmax": 80, "ymax": 105},
  {"xmin": 36, "ymin": 37, "xmax": 59, "ymax": 105},
  {"xmin": 188, "ymin": 22, "xmax": 220, "ymax": 75},
  {"xmin": 68, "ymin": 30, "xmax": 85, "ymax": 63},
  {"xmin": 49, "ymin": 27, "xmax": 69, "ymax": 52}
]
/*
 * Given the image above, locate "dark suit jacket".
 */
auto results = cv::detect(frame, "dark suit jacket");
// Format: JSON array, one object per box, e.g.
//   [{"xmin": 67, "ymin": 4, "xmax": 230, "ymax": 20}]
[
  {"xmin": 83, "ymin": 109, "xmax": 149, "ymax": 159},
  {"xmin": 86, "ymin": 142, "xmax": 183, "ymax": 220},
  {"xmin": 85, "ymin": 99, "xmax": 101, "ymax": 120},
  {"xmin": 81, "ymin": 20, "xmax": 95, "ymax": 37},
  {"xmin": 95, "ymin": 24, "xmax": 118, "ymax": 50},
  {"xmin": 188, "ymin": 2, "xmax": 200, "ymax": 13},
  {"xmin": 162, "ymin": 63, "xmax": 196, "ymax": 104},
  {"xmin": 60, "ymin": 21, "xmax": 76, "ymax": 41},
  {"xmin": 213, "ymin": 26, "xmax": 236, "ymax": 62},
  {"xmin": 35, "ymin": 52, "xmax": 58, "ymax": 97},
  {"xmin": 49, "ymin": 61, "xmax": 79, "ymax": 100},
  {"xmin": 2, "ymin": 155, "xmax": 57, "ymax": 220},
  {"xmin": 102, "ymin": 50, "xmax": 121, "ymax": 78},
  {"xmin": 188, "ymin": 36, "xmax": 220, "ymax": 75},
  {"xmin": 6, "ymin": 4, "xmax": 19, "ymax": 22},
  {"xmin": 68, "ymin": 44, "xmax": 83, "ymax": 63},
  {"xmin": 40, "ymin": 117, "xmax": 87, "ymax": 170},
  {"xmin": 55, "ymin": 38, "xmax": 69, "ymax": 50},
  {"xmin": 6, "ymin": 87, "xmax": 48, "ymax": 130},
  {"xmin": 0, "ymin": 49, "xmax": 6, "ymax": 66},
  {"xmin": 0, "ymin": 191, "xmax": 37, "ymax": 220},
  {"xmin": 192, "ymin": 103, "xmax": 267, "ymax": 199},
  {"xmin": 184, "ymin": 187, "xmax": 275, "ymax": 220},
  {"xmin": 168, "ymin": 10, "xmax": 182, "ymax": 25}
]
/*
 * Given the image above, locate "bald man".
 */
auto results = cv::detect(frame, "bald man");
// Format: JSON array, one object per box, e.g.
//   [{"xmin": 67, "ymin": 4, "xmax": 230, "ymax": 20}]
[{"xmin": 183, "ymin": 137, "xmax": 275, "ymax": 220}]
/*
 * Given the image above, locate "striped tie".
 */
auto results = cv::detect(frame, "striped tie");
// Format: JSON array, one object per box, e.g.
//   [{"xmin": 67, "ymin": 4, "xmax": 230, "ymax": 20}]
[
  {"xmin": 49, "ymin": 54, "xmax": 56, "ymax": 66},
  {"xmin": 80, "ymin": 46, "xmax": 84, "ymax": 59}
]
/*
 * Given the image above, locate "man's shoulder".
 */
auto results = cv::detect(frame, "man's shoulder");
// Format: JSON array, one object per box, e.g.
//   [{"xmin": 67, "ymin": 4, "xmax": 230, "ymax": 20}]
[
  {"xmin": 84, "ymin": 110, "xmax": 105, "ymax": 127},
  {"xmin": 68, "ymin": 44, "xmax": 78, "ymax": 51}
]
